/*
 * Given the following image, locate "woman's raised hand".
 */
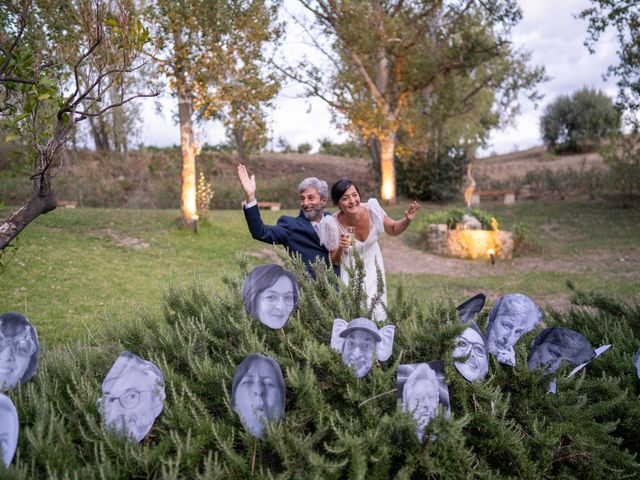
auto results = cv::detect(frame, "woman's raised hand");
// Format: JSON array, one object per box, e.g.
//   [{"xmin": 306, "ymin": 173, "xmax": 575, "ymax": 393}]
[{"xmin": 404, "ymin": 201, "xmax": 421, "ymax": 221}]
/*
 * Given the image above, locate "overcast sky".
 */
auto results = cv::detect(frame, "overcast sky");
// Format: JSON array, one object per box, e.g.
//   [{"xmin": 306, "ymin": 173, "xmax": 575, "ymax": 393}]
[{"xmin": 139, "ymin": 0, "xmax": 618, "ymax": 156}]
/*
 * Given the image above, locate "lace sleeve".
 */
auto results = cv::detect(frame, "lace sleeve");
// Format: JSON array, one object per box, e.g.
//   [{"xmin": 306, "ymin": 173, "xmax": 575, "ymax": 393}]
[
  {"xmin": 367, "ymin": 198, "xmax": 386, "ymax": 233},
  {"xmin": 318, "ymin": 215, "xmax": 340, "ymax": 251}
]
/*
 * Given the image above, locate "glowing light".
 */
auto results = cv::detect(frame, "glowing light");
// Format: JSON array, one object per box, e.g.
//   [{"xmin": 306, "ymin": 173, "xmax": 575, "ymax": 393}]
[{"xmin": 382, "ymin": 180, "xmax": 394, "ymax": 201}]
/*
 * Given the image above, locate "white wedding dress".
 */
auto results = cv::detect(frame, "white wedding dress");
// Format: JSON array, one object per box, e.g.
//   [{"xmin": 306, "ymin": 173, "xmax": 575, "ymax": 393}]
[{"xmin": 319, "ymin": 199, "xmax": 388, "ymax": 321}]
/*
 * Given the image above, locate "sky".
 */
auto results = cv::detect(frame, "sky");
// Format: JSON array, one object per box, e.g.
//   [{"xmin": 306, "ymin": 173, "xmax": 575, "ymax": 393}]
[{"xmin": 139, "ymin": 0, "xmax": 619, "ymax": 156}]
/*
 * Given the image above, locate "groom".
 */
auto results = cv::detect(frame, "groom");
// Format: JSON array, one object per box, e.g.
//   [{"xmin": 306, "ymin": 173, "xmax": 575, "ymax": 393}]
[{"xmin": 237, "ymin": 164, "xmax": 339, "ymax": 278}]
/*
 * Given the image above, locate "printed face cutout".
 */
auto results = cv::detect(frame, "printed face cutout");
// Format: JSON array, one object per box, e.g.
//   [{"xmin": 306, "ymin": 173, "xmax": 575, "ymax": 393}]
[
  {"xmin": 241, "ymin": 265, "xmax": 300, "ymax": 329},
  {"xmin": 232, "ymin": 353, "xmax": 285, "ymax": 438},
  {"xmin": 635, "ymin": 349, "xmax": 640, "ymax": 379},
  {"xmin": 452, "ymin": 326, "xmax": 489, "ymax": 382},
  {"xmin": 330, "ymin": 318, "xmax": 395, "ymax": 378},
  {"xmin": 0, "ymin": 312, "xmax": 39, "ymax": 391},
  {"xmin": 97, "ymin": 352, "xmax": 165, "ymax": 442},
  {"xmin": 0, "ymin": 393, "xmax": 18, "ymax": 467},
  {"xmin": 486, "ymin": 293, "xmax": 542, "ymax": 366},
  {"xmin": 398, "ymin": 361, "xmax": 450, "ymax": 441},
  {"xmin": 527, "ymin": 327, "xmax": 595, "ymax": 373}
]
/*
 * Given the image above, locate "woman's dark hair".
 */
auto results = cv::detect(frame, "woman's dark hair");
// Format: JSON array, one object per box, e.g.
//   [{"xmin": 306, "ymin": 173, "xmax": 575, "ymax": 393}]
[
  {"xmin": 331, "ymin": 179, "xmax": 361, "ymax": 205},
  {"xmin": 231, "ymin": 353, "xmax": 285, "ymax": 414},
  {"xmin": 241, "ymin": 264, "xmax": 300, "ymax": 320},
  {"xmin": 0, "ymin": 311, "xmax": 39, "ymax": 382}
]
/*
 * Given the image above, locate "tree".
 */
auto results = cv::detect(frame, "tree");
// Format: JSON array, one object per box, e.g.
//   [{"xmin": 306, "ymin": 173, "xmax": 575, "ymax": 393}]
[
  {"xmin": 146, "ymin": 0, "xmax": 281, "ymax": 224},
  {"xmin": 579, "ymin": 1, "xmax": 640, "ymax": 117},
  {"xmin": 0, "ymin": 0, "xmax": 155, "ymax": 250},
  {"xmin": 291, "ymin": 0, "xmax": 545, "ymax": 203},
  {"xmin": 540, "ymin": 87, "xmax": 620, "ymax": 153},
  {"xmin": 195, "ymin": 1, "xmax": 282, "ymax": 161}
]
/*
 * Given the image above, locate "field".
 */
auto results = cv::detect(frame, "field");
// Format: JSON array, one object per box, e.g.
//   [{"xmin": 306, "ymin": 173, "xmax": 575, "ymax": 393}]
[{"xmin": 1, "ymin": 193, "xmax": 639, "ymax": 347}]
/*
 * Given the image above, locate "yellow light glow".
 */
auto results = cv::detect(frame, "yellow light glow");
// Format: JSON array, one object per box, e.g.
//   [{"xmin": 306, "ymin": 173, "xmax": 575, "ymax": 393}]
[
  {"xmin": 488, "ymin": 248, "xmax": 495, "ymax": 256},
  {"xmin": 447, "ymin": 230, "xmax": 503, "ymax": 260},
  {"xmin": 382, "ymin": 180, "xmax": 394, "ymax": 200}
]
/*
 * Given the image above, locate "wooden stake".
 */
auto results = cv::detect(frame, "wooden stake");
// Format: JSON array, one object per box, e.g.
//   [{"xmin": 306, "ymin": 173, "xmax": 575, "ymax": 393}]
[
  {"xmin": 251, "ymin": 440, "xmax": 257, "ymax": 476},
  {"xmin": 358, "ymin": 388, "xmax": 397, "ymax": 408},
  {"xmin": 280, "ymin": 328, "xmax": 294, "ymax": 360}
]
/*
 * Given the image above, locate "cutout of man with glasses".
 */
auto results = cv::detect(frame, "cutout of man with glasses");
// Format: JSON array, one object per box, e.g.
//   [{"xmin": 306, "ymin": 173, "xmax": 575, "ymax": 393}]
[
  {"xmin": 0, "ymin": 312, "xmax": 39, "ymax": 391},
  {"xmin": 97, "ymin": 352, "xmax": 165, "ymax": 442},
  {"xmin": 241, "ymin": 264, "xmax": 300, "ymax": 329}
]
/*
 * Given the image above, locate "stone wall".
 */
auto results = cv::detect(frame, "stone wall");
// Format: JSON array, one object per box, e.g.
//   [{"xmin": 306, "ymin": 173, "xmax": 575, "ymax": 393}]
[{"xmin": 424, "ymin": 224, "xmax": 513, "ymax": 260}]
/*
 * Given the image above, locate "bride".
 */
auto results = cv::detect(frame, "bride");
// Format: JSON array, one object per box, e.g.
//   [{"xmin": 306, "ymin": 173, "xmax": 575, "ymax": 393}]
[{"xmin": 319, "ymin": 179, "xmax": 420, "ymax": 321}]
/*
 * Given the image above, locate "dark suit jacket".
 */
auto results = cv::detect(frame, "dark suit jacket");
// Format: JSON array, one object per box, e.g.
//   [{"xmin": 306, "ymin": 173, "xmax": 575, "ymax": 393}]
[{"xmin": 243, "ymin": 204, "xmax": 339, "ymax": 277}]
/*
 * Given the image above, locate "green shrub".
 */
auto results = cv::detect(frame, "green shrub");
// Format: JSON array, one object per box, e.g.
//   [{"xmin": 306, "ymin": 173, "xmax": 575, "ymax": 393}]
[
  {"xmin": 421, "ymin": 206, "xmax": 497, "ymax": 230},
  {"xmin": 540, "ymin": 88, "xmax": 620, "ymax": 153},
  {"xmin": 513, "ymin": 222, "xmax": 541, "ymax": 255},
  {"xmin": 5, "ymin": 256, "xmax": 638, "ymax": 478},
  {"xmin": 317, "ymin": 138, "xmax": 369, "ymax": 158},
  {"xmin": 396, "ymin": 146, "xmax": 468, "ymax": 202}
]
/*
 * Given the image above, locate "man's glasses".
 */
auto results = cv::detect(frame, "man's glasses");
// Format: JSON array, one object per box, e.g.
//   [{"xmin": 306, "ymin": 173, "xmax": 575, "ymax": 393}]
[
  {"xmin": 455, "ymin": 337, "xmax": 486, "ymax": 357},
  {"xmin": 260, "ymin": 292, "xmax": 295, "ymax": 307},
  {"xmin": 103, "ymin": 388, "xmax": 151, "ymax": 409},
  {"xmin": 0, "ymin": 335, "xmax": 36, "ymax": 357}
]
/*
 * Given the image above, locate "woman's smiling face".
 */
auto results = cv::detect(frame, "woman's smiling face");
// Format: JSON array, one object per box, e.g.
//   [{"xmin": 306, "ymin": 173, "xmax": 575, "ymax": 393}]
[{"xmin": 337, "ymin": 185, "xmax": 360, "ymax": 214}]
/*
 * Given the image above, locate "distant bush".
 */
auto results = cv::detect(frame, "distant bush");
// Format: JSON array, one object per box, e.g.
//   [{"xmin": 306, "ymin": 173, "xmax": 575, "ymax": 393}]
[
  {"xmin": 540, "ymin": 88, "xmax": 620, "ymax": 153},
  {"xmin": 317, "ymin": 137, "xmax": 368, "ymax": 158},
  {"xmin": 297, "ymin": 142, "xmax": 312, "ymax": 154},
  {"xmin": 600, "ymin": 132, "xmax": 640, "ymax": 197},
  {"xmin": 396, "ymin": 146, "xmax": 468, "ymax": 202}
]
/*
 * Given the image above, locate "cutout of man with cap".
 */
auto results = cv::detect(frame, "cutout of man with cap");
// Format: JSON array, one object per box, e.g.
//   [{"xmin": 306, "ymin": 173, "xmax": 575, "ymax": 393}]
[
  {"xmin": 331, "ymin": 317, "xmax": 395, "ymax": 378},
  {"xmin": 97, "ymin": 352, "xmax": 165, "ymax": 442}
]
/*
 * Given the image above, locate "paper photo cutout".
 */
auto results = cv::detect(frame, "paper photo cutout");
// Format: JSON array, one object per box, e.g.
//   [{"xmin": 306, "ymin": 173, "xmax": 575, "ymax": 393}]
[
  {"xmin": 451, "ymin": 294, "xmax": 488, "ymax": 382},
  {"xmin": 635, "ymin": 349, "xmax": 640, "ymax": 379},
  {"xmin": 0, "ymin": 311, "xmax": 39, "ymax": 391},
  {"xmin": 398, "ymin": 361, "xmax": 451, "ymax": 441},
  {"xmin": 231, "ymin": 353, "xmax": 285, "ymax": 438},
  {"xmin": 486, "ymin": 293, "xmax": 542, "ymax": 366},
  {"xmin": 456, "ymin": 293, "xmax": 486, "ymax": 323},
  {"xmin": 527, "ymin": 327, "xmax": 596, "ymax": 374},
  {"xmin": 0, "ymin": 393, "xmax": 18, "ymax": 467},
  {"xmin": 452, "ymin": 324, "xmax": 489, "ymax": 382},
  {"xmin": 241, "ymin": 264, "xmax": 300, "ymax": 329},
  {"xmin": 97, "ymin": 352, "xmax": 165, "ymax": 442},
  {"xmin": 330, "ymin": 318, "xmax": 395, "ymax": 378}
]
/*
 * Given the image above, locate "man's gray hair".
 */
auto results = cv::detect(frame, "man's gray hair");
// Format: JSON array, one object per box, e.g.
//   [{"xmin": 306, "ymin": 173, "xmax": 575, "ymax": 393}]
[{"xmin": 298, "ymin": 177, "xmax": 329, "ymax": 199}]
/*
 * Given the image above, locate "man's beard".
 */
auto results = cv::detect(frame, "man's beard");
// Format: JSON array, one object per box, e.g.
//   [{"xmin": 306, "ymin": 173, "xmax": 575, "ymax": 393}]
[{"xmin": 303, "ymin": 204, "xmax": 324, "ymax": 221}]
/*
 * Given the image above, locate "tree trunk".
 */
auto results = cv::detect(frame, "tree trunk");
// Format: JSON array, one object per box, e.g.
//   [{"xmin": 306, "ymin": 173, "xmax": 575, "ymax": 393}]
[
  {"xmin": 173, "ymin": 31, "xmax": 197, "ymax": 225},
  {"xmin": 378, "ymin": 131, "xmax": 397, "ymax": 203},
  {"xmin": 88, "ymin": 115, "xmax": 111, "ymax": 151},
  {"xmin": 0, "ymin": 149, "xmax": 58, "ymax": 250},
  {"xmin": 233, "ymin": 126, "xmax": 247, "ymax": 161}
]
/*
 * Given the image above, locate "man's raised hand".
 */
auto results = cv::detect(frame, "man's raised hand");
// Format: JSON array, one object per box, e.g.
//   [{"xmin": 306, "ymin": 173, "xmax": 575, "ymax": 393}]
[{"xmin": 237, "ymin": 164, "xmax": 257, "ymax": 203}]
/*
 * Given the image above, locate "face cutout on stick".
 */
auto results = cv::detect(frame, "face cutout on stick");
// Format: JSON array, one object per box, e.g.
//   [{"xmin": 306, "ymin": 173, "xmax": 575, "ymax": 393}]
[
  {"xmin": 452, "ymin": 325, "xmax": 489, "ymax": 382},
  {"xmin": 397, "ymin": 361, "xmax": 451, "ymax": 441},
  {"xmin": 97, "ymin": 352, "xmax": 165, "ymax": 442},
  {"xmin": 527, "ymin": 327, "xmax": 595, "ymax": 373},
  {"xmin": 0, "ymin": 393, "xmax": 18, "ymax": 467},
  {"xmin": 330, "ymin": 318, "xmax": 395, "ymax": 378},
  {"xmin": 635, "ymin": 349, "xmax": 640, "ymax": 379},
  {"xmin": 451, "ymin": 294, "xmax": 488, "ymax": 382},
  {"xmin": 0, "ymin": 311, "xmax": 39, "ymax": 391},
  {"xmin": 486, "ymin": 293, "xmax": 542, "ymax": 366},
  {"xmin": 241, "ymin": 265, "xmax": 300, "ymax": 329},
  {"xmin": 231, "ymin": 353, "xmax": 285, "ymax": 438}
]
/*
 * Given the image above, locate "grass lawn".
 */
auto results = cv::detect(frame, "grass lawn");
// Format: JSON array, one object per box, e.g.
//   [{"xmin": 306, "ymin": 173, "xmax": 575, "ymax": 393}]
[{"xmin": 1, "ymin": 199, "xmax": 639, "ymax": 347}]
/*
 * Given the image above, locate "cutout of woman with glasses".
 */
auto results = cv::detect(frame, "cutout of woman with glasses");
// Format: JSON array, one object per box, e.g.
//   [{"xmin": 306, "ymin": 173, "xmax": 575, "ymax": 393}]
[
  {"xmin": 97, "ymin": 352, "xmax": 165, "ymax": 442},
  {"xmin": 0, "ymin": 312, "xmax": 39, "ymax": 391},
  {"xmin": 241, "ymin": 264, "xmax": 300, "ymax": 329},
  {"xmin": 452, "ymin": 323, "xmax": 489, "ymax": 382}
]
